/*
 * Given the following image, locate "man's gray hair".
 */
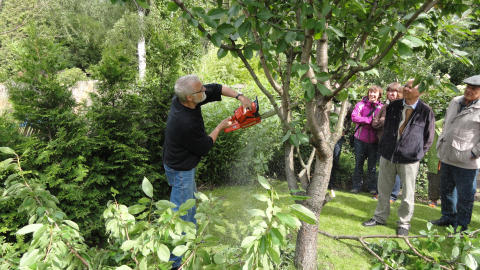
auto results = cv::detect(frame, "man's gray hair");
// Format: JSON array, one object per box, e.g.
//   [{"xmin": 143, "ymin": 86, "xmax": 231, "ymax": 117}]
[{"xmin": 175, "ymin": 75, "xmax": 200, "ymax": 102}]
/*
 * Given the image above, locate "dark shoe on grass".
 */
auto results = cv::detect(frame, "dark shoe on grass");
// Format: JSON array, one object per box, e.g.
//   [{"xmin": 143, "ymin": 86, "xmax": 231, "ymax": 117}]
[
  {"xmin": 397, "ymin": 227, "xmax": 409, "ymax": 236},
  {"xmin": 362, "ymin": 218, "xmax": 385, "ymax": 227},
  {"xmin": 430, "ymin": 218, "xmax": 453, "ymax": 227}
]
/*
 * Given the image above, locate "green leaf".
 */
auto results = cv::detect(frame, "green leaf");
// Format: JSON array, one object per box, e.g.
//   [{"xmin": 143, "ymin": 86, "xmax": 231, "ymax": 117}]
[
  {"xmin": 210, "ymin": 33, "xmax": 223, "ymax": 47},
  {"xmin": 275, "ymin": 213, "xmax": 301, "ymax": 229},
  {"xmin": 267, "ymin": 245, "xmax": 281, "ymax": 265},
  {"xmin": 136, "ymin": 0, "xmax": 149, "ymax": 9},
  {"xmin": 155, "ymin": 200, "xmax": 177, "ymax": 211},
  {"xmin": 314, "ymin": 32, "xmax": 323, "ymax": 40},
  {"xmin": 213, "ymin": 253, "xmax": 225, "ymax": 264},
  {"xmin": 142, "ymin": 177, "xmax": 153, "ymax": 198},
  {"xmin": 217, "ymin": 23, "xmax": 236, "ymax": 35},
  {"xmin": 297, "ymin": 133, "xmax": 309, "ymax": 145},
  {"xmin": 452, "ymin": 246, "xmax": 460, "ymax": 259},
  {"xmin": 328, "ymin": 26, "xmax": 344, "ymax": 37},
  {"xmin": 139, "ymin": 258, "xmax": 147, "ymax": 270},
  {"xmin": 110, "ymin": 187, "xmax": 119, "ymax": 195},
  {"xmin": 285, "ymin": 32, "xmax": 297, "ymax": 43},
  {"xmin": 289, "ymin": 134, "xmax": 300, "ymax": 147},
  {"xmin": 19, "ymin": 249, "xmax": 40, "ymax": 267},
  {"xmin": 394, "ymin": 22, "xmax": 407, "ymax": 32},
  {"xmin": 234, "ymin": 15, "xmax": 245, "ymax": 29},
  {"xmin": 17, "ymin": 224, "xmax": 43, "ymax": 235},
  {"xmin": 128, "ymin": 204, "xmax": 147, "ymax": 215},
  {"xmin": 228, "ymin": 4, "xmax": 241, "ymax": 18},
  {"xmin": 172, "ymin": 245, "xmax": 188, "ymax": 256},
  {"xmin": 195, "ymin": 192, "xmax": 209, "ymax": 202},
  {"xmin": 0, "ymin": 147, "xmax": 15, "ymax": 155},
  {"xmin": 247, "ymin": 209, "xmax": 266, "ymax": 217},
  {"xmin": 241, "ymin": 236, "xmax": 257, "ymax": 248},
  {"xmin": 157, "ymin": 244, "xmax": 170, "ymax": 262},
  {"xmin": 465, "ymin": 254, "xmax": 477, "ymax": 270},
  {"xmin": 217, "ymin": 48, "xmax": 228, "ymax": 59},
  {"xmin": 281, "ymin": 130, "xmax": 292, "ymax": 144},
  {"xmin": 244, "ymin": 46, "xmax": 253, "ymax": 59},
  {"xmin": 167, "ymin": 2, "xmax": 179, "ymax": 11},
  {"xmin": 115, "ymin": 266, "xmax": 133, "ymax": 270},
  {"xmin": 257, "ymin": 10, "xmax": 273, "ymax": 20},
  {"xmin": 179, "ymin": 199, "xmax": 196, "ymax": 212},
  {"xmin": 317, "ymin": 84, "xmax": 332, "ymax": 96},
  {"xmin": 0, "ymin": 158, "xmax": 14, "ymax": 171},
  {"xmin": 253, "ymin": 194, "xmax": 269, "ymax": 202},
  {"xmin": 290, "ymin": 204, "xmax": 317, "ymax": 224},
  {"xmin": 397, "ymin": 42, "xmax": 413, "ymax": 59},
  {"xmin": 257, "ymin": 175, "xmax": 271, "ymax": 190},
  {"xmin": 238, "ymin": 21, "xmax": 251, "ymax": 37},
  {"xmin": 316, "ymin": 72, "xmax": 330, "ymax": 82},
  {"xmin": 270, "ymin": 228, "xmax": 284, "ymax": 246},
  {"xmin": 303, "ymin": 81, "xmax": 315, "ymax": 101},
  {"xmin": 121, "ymin": 240, "xmax": 137, "ymax": 251},
  {"xmin": 63, "ymin": 220, "xmax": 79, "ymax": 231},
  {"xmin": 402, "ymin": 36, "xmax": 425, "ymax": 48},
  {"xmin": 208, "ymin": 8, "xmax": 227, "ymax": 20}
]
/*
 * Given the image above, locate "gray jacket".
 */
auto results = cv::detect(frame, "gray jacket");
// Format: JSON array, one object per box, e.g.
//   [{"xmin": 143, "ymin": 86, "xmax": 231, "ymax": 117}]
[{"xmin": 436, "ymin": 96, "xmax": 480, "ymax": 169}]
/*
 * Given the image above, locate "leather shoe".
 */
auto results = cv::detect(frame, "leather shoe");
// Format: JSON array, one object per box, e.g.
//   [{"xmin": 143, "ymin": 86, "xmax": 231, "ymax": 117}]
[
  {"xmin": 362, "ymin": 218, "xmax": 385, "ymax": 227},
  {"xmin": 430, "ymin": 218, "xmax": 453, "ymax": 227},
  {"xmin": 397, "ymin": 227, "xmax": 409, "ymax": 236}
]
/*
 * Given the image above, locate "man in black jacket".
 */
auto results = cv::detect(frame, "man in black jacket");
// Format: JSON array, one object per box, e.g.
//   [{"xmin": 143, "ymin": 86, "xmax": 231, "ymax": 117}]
[
  {"xmin": 362, "ymin": 79, "xmax": 435, "ymax": 236},
  {"xmin": 163, "ymin": 75, "xmax": 252, "ymax": 223}
]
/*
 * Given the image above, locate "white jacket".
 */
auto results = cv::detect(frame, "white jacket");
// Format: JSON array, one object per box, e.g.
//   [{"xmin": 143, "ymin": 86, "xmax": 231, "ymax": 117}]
[{"xmin": 436, "ymin": 96, "xmax": 480, "ymax": 169}]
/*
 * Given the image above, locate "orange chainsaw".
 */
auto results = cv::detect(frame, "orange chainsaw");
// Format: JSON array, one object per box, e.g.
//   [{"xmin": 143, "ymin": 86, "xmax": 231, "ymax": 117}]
[{"xmin": 224, "ymin": 97, "xmax": 261, "ymax": 133}]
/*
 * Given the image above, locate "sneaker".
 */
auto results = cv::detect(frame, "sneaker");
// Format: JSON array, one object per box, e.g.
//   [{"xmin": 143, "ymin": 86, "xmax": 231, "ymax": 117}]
[
  {"xmin": 350, "ymin": 188, "xmax": 359, "ymax": 194},
  {"xmin": 362, "ymin": 218, "xmax": 385, "ymax": 227},
  {"xmin": 396, "ymin": 227, "xmax": 409, "ymax": 236}
]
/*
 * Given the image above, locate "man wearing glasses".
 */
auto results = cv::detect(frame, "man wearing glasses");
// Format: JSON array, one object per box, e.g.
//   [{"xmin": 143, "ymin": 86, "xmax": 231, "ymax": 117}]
[
  {"xmin": 163, "ymin": 74, "xmax": 252, "ymax": 223},
  {"xmin": 431, "ymin": 74, "xmax": 480, "ymax": 233},
  {"xmin": 362, "ymin": 79, "xmax": 435, "ymax": 236}
]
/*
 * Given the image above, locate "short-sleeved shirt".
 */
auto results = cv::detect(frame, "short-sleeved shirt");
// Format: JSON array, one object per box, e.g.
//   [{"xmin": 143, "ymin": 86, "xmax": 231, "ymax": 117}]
[{"xmin": 162, "ymin": 83, "xmax": 222, "ymax": 170}]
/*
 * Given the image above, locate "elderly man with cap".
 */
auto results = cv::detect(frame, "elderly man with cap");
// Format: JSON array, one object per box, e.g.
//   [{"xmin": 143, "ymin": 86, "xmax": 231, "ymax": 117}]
[{"xmin": 431, "ymin": 74, "xmax": 480, "ymax": 232}]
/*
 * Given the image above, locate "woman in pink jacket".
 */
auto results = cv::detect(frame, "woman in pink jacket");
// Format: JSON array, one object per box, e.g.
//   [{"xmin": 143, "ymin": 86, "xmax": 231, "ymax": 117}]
[{"xmin": 350, "ymin": 86, "xmax": 383, "ymax": 194}]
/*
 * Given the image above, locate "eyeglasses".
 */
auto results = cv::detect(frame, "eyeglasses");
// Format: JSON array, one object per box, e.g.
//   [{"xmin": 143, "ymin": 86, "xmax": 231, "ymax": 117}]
[{"xmin": 190, "ymin": 86, "xmax": 206, "ymax": 95}]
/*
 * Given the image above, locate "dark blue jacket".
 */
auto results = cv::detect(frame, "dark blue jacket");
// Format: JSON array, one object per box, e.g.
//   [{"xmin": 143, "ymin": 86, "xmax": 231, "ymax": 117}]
[{"xmin": 379, "ymin": 99, "xmax": 435, "ymax": 164}]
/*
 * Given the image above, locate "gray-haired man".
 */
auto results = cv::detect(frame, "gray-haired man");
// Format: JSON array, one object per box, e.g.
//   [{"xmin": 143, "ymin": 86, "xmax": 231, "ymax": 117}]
[{"xmin": 431, "ymin": 74, "xmax": 480, "ymax": 232}]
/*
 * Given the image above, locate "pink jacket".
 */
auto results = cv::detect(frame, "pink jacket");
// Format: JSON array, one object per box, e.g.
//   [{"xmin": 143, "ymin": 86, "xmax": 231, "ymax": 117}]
[{"xmin": 351, "ymin": 97, "xmax": 383, "ymax": 144}]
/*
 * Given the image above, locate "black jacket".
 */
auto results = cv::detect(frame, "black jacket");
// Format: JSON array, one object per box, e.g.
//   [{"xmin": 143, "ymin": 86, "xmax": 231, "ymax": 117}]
[
  {"xmin": 379, "ymin": 99, "xmax": 435, "ymax": 164},
  {"xmin": 162, "ymin": 84, "xmax": 222, "ymax": 170}
]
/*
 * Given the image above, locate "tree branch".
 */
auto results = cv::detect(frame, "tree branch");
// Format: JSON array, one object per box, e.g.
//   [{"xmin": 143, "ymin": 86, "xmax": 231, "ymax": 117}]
[{"xmin": 330, "ymin": 0, "xmax": 439, "ymax": 98}]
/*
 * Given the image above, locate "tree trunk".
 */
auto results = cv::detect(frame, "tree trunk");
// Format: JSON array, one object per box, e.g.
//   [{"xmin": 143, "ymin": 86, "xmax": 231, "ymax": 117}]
[
  {"xmin": 137, "ymin": 7, "xmax": 146, "ymax": 81},
  {"xmin": 295, "ymin": 154, "xmax": 333, "ymax": 269},
  {"xmin": 284, "ymin": 142, "xmax": 299, "ymax": 191}
]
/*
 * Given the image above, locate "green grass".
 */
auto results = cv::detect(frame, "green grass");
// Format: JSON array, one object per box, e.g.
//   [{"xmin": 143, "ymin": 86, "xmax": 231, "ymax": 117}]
[{"xmin": 203, "ymin": 181, "xmax": 480, "ymax": 269}]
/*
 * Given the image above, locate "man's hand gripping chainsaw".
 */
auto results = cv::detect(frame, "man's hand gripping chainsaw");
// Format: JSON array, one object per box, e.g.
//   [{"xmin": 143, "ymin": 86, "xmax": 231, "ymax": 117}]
[{"xmin": 224, "ymin": 97, "xmax": 261, "ymax": 133}]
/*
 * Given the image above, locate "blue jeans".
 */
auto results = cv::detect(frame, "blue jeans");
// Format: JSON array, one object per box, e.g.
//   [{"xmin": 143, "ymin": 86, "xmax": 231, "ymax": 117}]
[
  {"xmin": 164, "ymin": 164, "xmax": 197, "ymax": 223},
  {"xmin": 352, "ymin": 138, "xmax": 378, "ymax": 191},
  {"xmin": 390, "ymin": 175, "xmax": 401, "ymax": 201},
  {"xmin": 164, "ymin": 164, "xmax": 197, "ymax": 268},
  {"xmin": 439, "ymin": 162, "xmax": 478, "ymax": 230}
]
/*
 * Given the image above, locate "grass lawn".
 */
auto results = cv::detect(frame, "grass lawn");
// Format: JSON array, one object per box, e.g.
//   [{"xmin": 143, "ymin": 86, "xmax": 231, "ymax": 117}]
[{"xmin": 204, "ymin": 180, "xmax": 480, "ymax": 269}]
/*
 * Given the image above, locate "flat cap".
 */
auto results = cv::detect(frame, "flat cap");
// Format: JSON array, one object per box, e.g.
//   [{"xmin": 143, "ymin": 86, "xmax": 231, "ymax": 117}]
[{"xmin": 463, "ymin": 74, "xmax": 480, "ymax": 86}]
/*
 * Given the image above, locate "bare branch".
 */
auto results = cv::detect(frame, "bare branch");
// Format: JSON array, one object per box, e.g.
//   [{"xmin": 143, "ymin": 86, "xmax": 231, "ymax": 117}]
[
  {"xmin": 358, "ymin": 238, "xmax": 394, "ymax": 270},
  {"xmin": 251, "ymin": 30, "xmax": 283, "ymax": 94},
  {"xmin": 403, "ymin": 237, "xmax": 451, "ymax": 270}
]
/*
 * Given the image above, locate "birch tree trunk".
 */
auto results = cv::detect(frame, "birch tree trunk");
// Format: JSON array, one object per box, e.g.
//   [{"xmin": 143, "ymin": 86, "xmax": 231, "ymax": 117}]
[{"xmin": 137, "ymin": 7, "xmax": 146, "ymax": 81}]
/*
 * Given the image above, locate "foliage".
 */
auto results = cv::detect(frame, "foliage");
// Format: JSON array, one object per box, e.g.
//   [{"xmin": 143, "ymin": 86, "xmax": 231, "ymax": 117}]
[
  {"xmin": 55, "ymin": 68, "xmax": 88, "ymax": 88},
  {"xmin": 369, "ymin": 223, "xmax": 480, "ymax": 270},
  {"xmin": 1, "ymin": 147, "xmax": 316, "ymax": 269}
]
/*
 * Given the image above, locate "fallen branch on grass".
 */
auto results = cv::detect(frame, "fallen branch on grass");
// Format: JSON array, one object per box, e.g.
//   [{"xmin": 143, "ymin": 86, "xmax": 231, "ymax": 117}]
[{"xmin": 318, "ymin": 229, "xmax": 480, "ymax": 270}]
